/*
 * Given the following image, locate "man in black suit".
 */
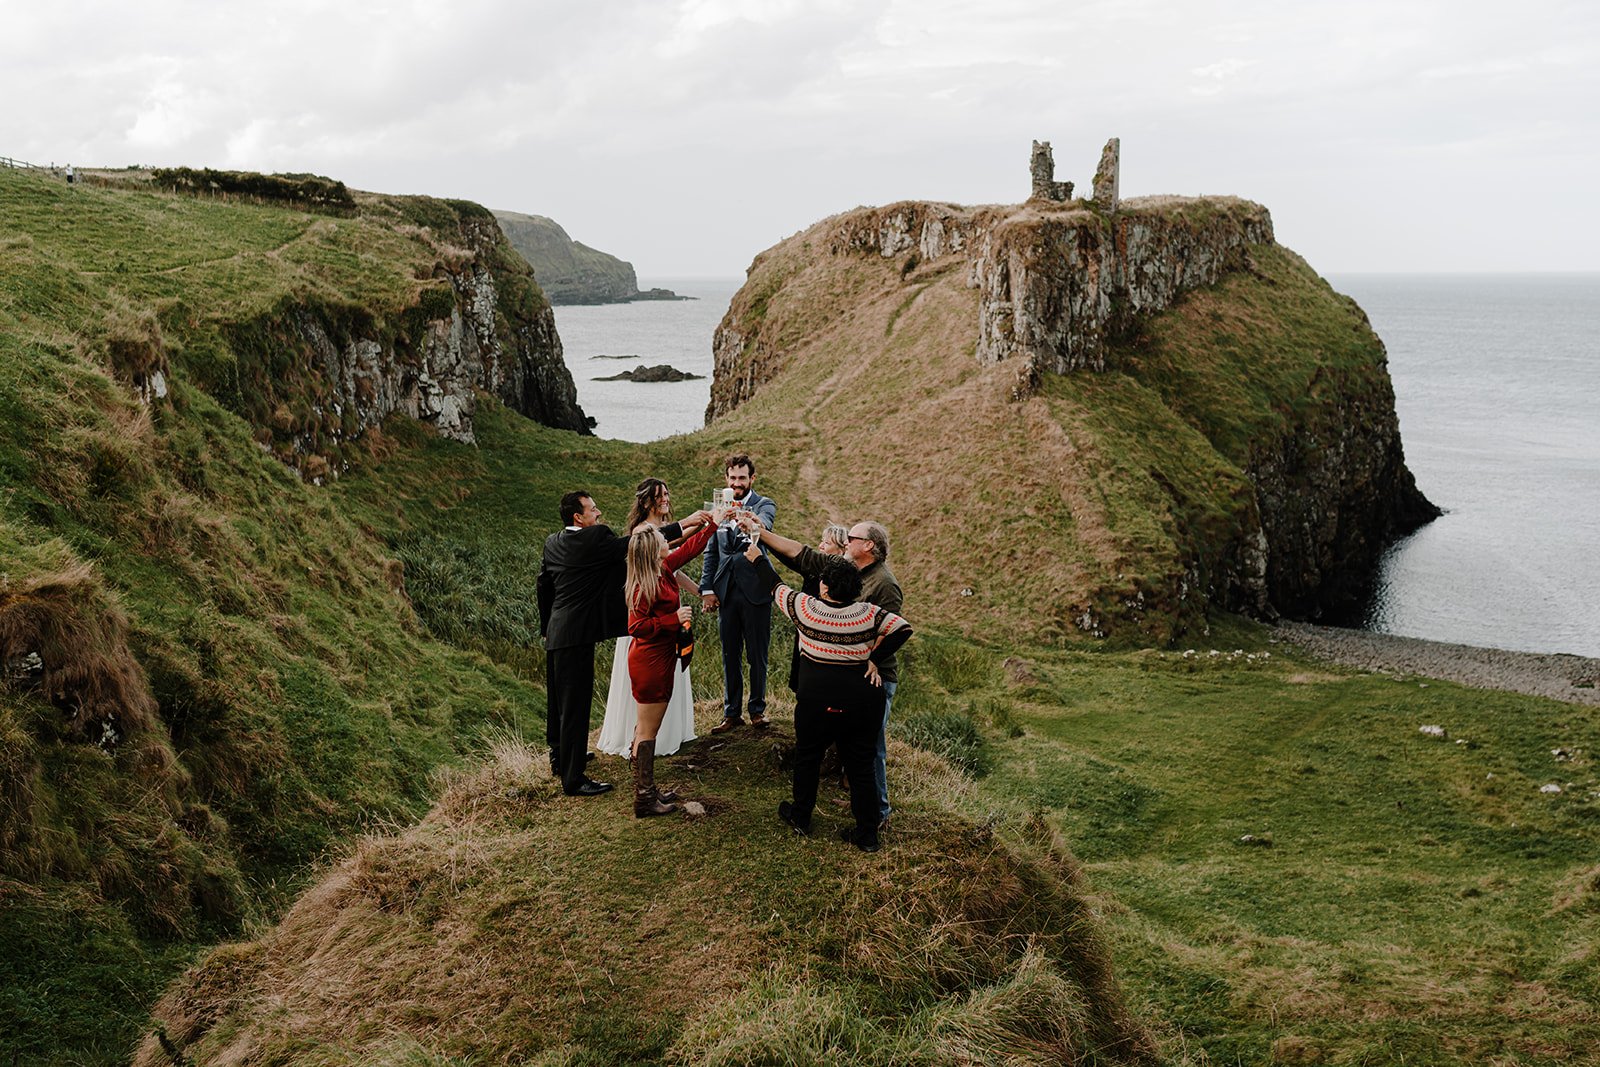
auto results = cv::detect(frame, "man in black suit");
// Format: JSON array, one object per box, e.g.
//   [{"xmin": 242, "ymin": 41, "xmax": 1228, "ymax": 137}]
[
  {"xmin": 700, "ymin": 454, "xmax": 778, "ymax": 733},
  {"xmin": 538, "ymin": 490, "xmax": 694, "ymax": 796}
]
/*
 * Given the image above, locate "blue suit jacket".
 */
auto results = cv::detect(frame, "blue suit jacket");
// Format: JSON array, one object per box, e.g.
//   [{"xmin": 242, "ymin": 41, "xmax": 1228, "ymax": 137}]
[{"xmin": 699, "ymin": 491, "xmax": 777, "ymax": 605}]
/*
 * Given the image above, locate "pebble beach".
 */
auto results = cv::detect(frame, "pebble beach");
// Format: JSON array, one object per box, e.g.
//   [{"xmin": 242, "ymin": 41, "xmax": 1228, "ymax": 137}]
[{"xmin": 1276, "ymin": 621, "xmax": 1600, "ymax": 706}]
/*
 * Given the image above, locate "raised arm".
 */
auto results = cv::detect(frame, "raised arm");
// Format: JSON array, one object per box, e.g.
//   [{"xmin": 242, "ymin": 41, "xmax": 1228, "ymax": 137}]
[
  {"xmin": 755, "ymin": 524, "xmax": 804, "ymax": 560},
  {"xmin": 665, "ymin": 522, "xmax": 716, "ymax": 573},
  {"xmin": 743, "ymin": 546, "xmax": 785, "ymax": 613}
]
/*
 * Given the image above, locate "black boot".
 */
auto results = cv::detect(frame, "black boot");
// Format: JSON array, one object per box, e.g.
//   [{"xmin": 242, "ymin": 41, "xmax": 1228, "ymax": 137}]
[{"xmin": 633, "ymin": 740, "xmax": 677, "ymax": 818}]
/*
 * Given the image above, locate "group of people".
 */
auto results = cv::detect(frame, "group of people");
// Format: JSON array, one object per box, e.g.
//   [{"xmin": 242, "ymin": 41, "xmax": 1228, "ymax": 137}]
[{"xmin": 536, "ymin": 453, "xmax": 910, "ymax": 852}]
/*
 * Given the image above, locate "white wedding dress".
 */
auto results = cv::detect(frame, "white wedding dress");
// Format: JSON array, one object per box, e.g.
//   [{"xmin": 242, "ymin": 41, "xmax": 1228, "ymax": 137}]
[{"xmin": 596, "ymin": 637, "xmax": 697, "ymax": 756}]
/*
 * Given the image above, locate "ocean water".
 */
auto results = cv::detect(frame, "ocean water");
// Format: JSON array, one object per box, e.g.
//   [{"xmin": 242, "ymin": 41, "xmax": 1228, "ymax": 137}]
[
  {"xmin": 550, "ymin": 277, "xmax": 741, "ymax": 442},
  {"xmin": 552, "ymin": 272, "xmax": 1600, "ymax": 658},
  {"xmin": 1331, "ymin": 274, "xmax": 1600, "ymax": 658}
]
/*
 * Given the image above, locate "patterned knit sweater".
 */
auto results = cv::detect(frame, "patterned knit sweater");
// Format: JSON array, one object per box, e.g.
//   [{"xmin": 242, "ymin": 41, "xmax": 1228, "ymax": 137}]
[
  {"xmin": 773, "ymin": 585, "xmax": 911, "ymax": 667},
  {"xmin": 752, "ymin": 556, "xmax": 913, "ymax": 712}
]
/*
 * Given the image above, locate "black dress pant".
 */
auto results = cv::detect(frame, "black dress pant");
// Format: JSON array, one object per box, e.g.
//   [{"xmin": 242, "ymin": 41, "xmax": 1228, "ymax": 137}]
[
  {"xmin": 717, "ymin": 590, "xmax": 771, "ymax": 720},
  {"xmin": 546, "ymin": 643, "xmax": 595, "ymax": 794},
  {"xmin": 790, "ymin": 698, "xmax": 884, "ymax": 838}
]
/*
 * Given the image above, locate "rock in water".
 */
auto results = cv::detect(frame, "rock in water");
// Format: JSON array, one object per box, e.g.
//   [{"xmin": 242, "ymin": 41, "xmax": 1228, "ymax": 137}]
[{"xmin": 593, "ymin": 364, "xmax": 704, "ymax": 382}]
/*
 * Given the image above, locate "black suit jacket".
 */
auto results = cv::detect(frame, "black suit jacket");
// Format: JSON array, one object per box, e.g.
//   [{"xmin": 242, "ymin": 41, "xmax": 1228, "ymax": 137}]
[{"xmin": 538, "ymin": 521, "xmax": 683, "ymax": 650}]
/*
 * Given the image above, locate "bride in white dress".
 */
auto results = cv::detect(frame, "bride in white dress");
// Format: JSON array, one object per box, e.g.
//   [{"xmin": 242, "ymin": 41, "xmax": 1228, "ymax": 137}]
[{"xmin": 597, "ymin": 478, "xmax": 699, "ymax": 757}]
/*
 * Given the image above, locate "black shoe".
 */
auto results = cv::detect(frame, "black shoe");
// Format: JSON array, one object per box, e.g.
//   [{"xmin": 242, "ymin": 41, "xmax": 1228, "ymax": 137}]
[
  {"xmin": 549, "ymin": 751, "xmax": 597, "ymax": 777},
  {"xmin": 838, "ymin": 826, "xmax": 881, "ymax": 853},
  {"xmin": 778, "ymin": 801, "xmax": 812, "ymax": 836},
  {"xmin": 565, "ymin": 779, "xmax": 614, "ymax": 797}
]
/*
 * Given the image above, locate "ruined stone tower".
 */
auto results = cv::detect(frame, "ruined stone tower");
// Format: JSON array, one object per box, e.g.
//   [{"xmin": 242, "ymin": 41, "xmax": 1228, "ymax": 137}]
[
  {"xmin": 1028, "ymin": 141, "xmax": 1074, "ymax": 202},
  {"xmin": 1092, "ymin": 138, "xmax": 1120, "ymax": 211}
]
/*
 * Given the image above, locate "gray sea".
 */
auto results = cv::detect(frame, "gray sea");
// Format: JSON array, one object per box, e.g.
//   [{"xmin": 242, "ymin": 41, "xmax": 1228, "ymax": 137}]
[
  {"xmin": 1331, "ymin": 273, "xmax": 1600, "ymax": 658},
  {"xmin": 554, "ymin": 273, "xmax": 1600, "ymax": 658},
  {"xmin": 551, "ymin": 278, "xmax": 740, "ymax": 443}
]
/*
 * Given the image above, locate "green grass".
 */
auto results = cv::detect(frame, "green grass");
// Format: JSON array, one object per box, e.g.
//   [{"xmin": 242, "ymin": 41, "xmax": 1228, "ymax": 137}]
[
  {"xmin": 0, "ymin": 169, "xmax": 553, "ymax": 1064},
  {"xmin": 925, "ymin": 633, "xmax": 1600, "ymax": 1064},
  {"xmin": 6, "ymin": 167, "xmax": 1595, "ymax": 1065}
]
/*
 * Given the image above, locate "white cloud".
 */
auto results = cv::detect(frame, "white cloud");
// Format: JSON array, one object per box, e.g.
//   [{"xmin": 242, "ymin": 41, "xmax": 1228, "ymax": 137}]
[{"xmin": 2, "ymin": 0, "xmax": 1597, "ymax": 273}]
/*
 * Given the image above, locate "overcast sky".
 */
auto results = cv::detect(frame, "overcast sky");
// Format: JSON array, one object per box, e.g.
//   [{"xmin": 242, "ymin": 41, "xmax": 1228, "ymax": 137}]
[{"xmin": 6, "ymin": 0, "xmax": 1598, "ymax": 277}]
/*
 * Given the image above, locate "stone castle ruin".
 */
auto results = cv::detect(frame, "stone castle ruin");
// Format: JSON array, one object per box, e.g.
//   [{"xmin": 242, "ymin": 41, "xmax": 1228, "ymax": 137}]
[
  {"xmin": 1029, "ymin": 141, "xmax": 1074, "ymax": 202},
  {"xmin": 1029, "ymin": 137, "xmax": 1120, "ymax": 212}
]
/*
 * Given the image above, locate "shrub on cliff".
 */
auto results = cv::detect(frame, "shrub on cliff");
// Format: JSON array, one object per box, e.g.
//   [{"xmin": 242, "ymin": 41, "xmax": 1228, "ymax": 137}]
[{"xmin": 150, "ymin": 167, "xmax": 356, "ymax": 214}]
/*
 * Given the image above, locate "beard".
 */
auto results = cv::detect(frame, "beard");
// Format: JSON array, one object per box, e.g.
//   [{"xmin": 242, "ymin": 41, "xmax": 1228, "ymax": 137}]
[{"xmin": 732, "ymin": 486, "xmax": 749, "ymax": 500}]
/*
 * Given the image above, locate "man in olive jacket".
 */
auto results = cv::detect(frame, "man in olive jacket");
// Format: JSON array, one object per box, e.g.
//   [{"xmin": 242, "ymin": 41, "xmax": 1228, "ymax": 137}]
[{"xmin": 748, "ymin": 519, "xmax": 903, "ymax": 828}]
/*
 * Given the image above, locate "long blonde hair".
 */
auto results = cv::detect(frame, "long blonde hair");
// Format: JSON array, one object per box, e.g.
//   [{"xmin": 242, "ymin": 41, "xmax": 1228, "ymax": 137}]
[{"xmin": 623, "ymin": 527, "xmax": 668, "ymax": 611}]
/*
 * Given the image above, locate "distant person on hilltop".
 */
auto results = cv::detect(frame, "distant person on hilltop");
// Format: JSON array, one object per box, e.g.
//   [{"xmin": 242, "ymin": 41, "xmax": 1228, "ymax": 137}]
[
  {"xmin": 735, "ymin": 516, "xmax": 912, "ymax": 853},
  {"xmin": 745, "ymin": 518, "xmax": 903, "ymax": 833},
  {"xmin": 700, "ymin": 453, "xmax": 777, "ymax": 733},
  {"xmin": 65, "ymin": 164, "xmax": 75, "ymax": 185},
  {"xmin": 538, "ymin": 489, "xmax": 712, "ymax": 798}
]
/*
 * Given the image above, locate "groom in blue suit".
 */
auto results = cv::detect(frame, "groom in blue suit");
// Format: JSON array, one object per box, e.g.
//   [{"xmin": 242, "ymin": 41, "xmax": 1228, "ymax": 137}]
[{"xmin": 700, "ymin": 453, "xmax": 777, "ymax": 732}]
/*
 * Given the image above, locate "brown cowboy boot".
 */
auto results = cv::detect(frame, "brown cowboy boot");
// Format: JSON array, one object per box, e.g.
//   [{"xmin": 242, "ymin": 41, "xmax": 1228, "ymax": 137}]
[
  {"xmin": 633, "ymin": 739, "xmax": 678, "ymax": 818},
  {"xmin": 629, "ymin": 740, "xmax": 678, "ymax": 802}
]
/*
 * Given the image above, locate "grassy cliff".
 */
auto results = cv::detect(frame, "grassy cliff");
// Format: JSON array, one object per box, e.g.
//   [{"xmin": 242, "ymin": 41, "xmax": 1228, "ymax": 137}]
[
  {"xmin": 4, "ymin": 170, "xmax": 1597, "ymax": 1066},
  {"xmin": 0, "ymin": 168, "xmax": 576, "ymax": 1060}
]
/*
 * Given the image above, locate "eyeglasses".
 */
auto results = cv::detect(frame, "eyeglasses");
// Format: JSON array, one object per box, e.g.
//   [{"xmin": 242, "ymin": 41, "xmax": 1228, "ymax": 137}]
[{"xmin": 847, "ymin": 535, "xmax": 872, "ymax": 543}]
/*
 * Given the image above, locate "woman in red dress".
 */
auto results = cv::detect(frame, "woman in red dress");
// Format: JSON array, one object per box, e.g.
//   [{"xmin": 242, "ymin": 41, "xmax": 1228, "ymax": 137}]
[{"xmin": 623, "ymin": 513, "xmax": 720, "ymax": 816}]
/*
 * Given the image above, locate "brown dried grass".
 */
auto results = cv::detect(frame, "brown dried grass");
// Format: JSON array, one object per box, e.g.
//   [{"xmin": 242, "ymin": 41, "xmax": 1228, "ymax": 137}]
[
  {"xmin": 712, "ymin": 248, "xmax": 1126, "ymax": 644},
  {"xmin": 0, "ymin": 560, "xmax": 160, "ymax": 745},
  {"xmin": 136, "ymin": 732, "xmax": 1152, "ymax": 1065}
]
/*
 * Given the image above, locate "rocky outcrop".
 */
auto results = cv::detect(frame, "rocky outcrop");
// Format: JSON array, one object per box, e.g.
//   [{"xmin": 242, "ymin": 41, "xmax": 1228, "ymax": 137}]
[
  {"xmin": 708, "ymin": 196, "xmax": 1273, "ymax": 421},
  {"xmin": 1249, "ymin": 354, "xmax": 1440, "ymax": 621},
  {"xmin": 492, "ymin": 210, "xmax": 683, "ymax": 305},
  {"xmin": 593, "ymin": 364, "xmax": 703, "ymax": 382},
  {"xmin": 218, "ymin": 202, "xmax": 589, "ymax": 480},
  {"xmin": 706, "ymin": 189, "xmax": 1436, "ymax": 630}
]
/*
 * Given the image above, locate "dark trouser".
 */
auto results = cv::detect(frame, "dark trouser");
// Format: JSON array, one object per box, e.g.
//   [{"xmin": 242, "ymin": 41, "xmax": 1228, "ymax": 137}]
[
  {"xmin": 545, "ymin": 643, "xmax": 596, "ymax": 794},
  {"xmin": 791, "ymin": 699, "xmax": 883, "ymax": 840},
  {"xmin": 717, "ymin": 591, "xmax": 771, "ymax": 721}
]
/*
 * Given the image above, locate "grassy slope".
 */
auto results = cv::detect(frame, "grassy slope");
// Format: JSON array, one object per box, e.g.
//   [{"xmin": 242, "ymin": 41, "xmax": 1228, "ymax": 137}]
[
  {"xmin": 688, "ymin": 223, "xmax": 1600, "ymax": 1061},
  {"xmin": 700, "ymin": 231, "xmax": 1363, "ymax": 643},
  {"xmin": 149, "ymin": 400, "xmax": 1600, "ymax": 1064},
  {"xmin": 5, "ymin": 169, "xmax": 1598, "ymax": 1065},
  {"xmin": 0, "ymin": 170, "xmax": 550, "ymax": 1062}
]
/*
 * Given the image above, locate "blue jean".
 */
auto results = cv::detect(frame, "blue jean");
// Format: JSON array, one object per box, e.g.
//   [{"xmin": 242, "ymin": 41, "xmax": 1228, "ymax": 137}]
[{"xmin": 876, "ymin": 680, "xmax": 897, "ymax": 822}]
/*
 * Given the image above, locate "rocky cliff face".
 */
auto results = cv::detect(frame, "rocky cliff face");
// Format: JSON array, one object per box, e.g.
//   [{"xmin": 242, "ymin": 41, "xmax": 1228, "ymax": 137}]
[
  {"xmin": 215, "ymin": 201, "xmax": 590, "ymax": 480},
  {"xmin": 706, "ymin": 195, "xmax": 1436, "ymax": 629},
  {"xmin": 709, "ymin": 197, "xmax": 1274, "ymax": 420}
]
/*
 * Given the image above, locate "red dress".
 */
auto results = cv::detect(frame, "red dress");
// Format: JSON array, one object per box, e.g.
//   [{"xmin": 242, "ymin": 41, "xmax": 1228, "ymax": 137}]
[{"xmin": 627, "ymin": 523, "xmax": 715, "ymax": 703}]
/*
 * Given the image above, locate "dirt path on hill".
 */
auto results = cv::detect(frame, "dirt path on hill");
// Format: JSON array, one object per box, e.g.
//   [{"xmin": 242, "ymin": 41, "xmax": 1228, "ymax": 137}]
[
  {"xmin": 1275, "ymin": 622, "xmax": 1600, "ymax": 706},
  {"xmin": 79, "ymin": 219, "xmax": 329, "ymax": 277}
]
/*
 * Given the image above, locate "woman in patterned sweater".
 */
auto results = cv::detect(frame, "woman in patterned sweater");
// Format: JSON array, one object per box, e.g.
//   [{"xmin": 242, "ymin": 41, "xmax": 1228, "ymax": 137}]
[{"xmin": 740, "ymin": 534, "xmax": 912, "ymax": 852}]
